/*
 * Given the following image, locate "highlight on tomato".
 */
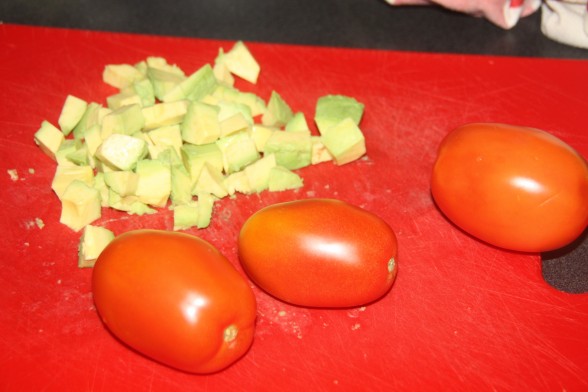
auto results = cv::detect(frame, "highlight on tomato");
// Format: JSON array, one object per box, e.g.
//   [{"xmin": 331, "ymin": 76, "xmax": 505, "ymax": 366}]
[
  {"xmin": 92, "ymin": 229, "xmax": 257, "ymax": 374},
  {"xmin": 431, "ymin": 123, "xmax": 588, "ymax": 253},
  {"xmin": 238, "ymin": 198, "xmax": 398, "ymax": 308}
]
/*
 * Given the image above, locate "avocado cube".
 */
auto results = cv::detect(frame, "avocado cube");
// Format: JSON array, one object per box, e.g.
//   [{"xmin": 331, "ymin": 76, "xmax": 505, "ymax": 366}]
[
  {"xmin": 220, "ymin": 41, "xmax": 260, "ymax": 84},
  {"xmin": 101, "ymin": 104, "xmax": 145, "ymax": 137},
  {"xmin": 173, "ymin": 202, "xmax": 199, "ymax": 231},
  {"xmin": 195, "ymin": 192, "xmax": 215, "ymax": 228},
  {"xmin": 103, "ymin": 170, "xmax": 139, "ymax": 197},
  {"xmin": 263, "ymin": 130, "xmax": 312, "ymax": 170},
  {"xmin": 170, "ymin": 164, "xmax": 193, "ymax": 206},
  {"xmin": 58, "ymin": 95, "xmax": 88, "ymax": 136},
  {"xmin": 51, "ymin": 164, "xmax": 94, "ymax": 199},
  {"xmin": 268, "ymin": 165, "xmax": 304, "ymax": 192},
  {"xmin": 103, "ymin": 63, "xmax": 145, "ymax": 89},
  {"xmin": 224, "ymin": 170, "xmax": 252, "ymax": 196},
  {"xmin": 142, "ymin": 100, "xmax": 189, "ymax": 131},
  {"xmin": 34, "ymin": 120, "xmax": 64, "ymax": 160},
  {"xmin": 216, "ymin": 132, "xmax": 260, "ymax": 174},
  {"xmin": 315, "ymin": 95, "xmax": 364, "ymax": 135},
  {"xmin": 162, "ymin": 63, "xmax": 218, "ymax": 103},
  {"xmin": 244, "ymin": 153, "xmax": 277, "ymax": 193},
  {"xmin": 192, "ymin": 163, "xmax": 228, "ymax": 198},
  {"xmin": 181, "ymin": 143, "xmax": 224, "ymax": 182},
  {"xmin": 321, "ymin": 117, "xmax": 366, "ymax": 165},
  {"xmin": 96, "ymin": 134, "xmax": 148, "ymax": 171},
  {"xmin": 262, "ymin": 91, "xmax": 293, "ymax": 127},
  {"xmin": 60, "ymin": 180, "xmax": 102, "ymax": 232},
  {"xmin": 135, "ymin": 159, "xmax": 171, "ymax": 207},
  {"xmin": 181, "ymin": 101, "xmax": 221, "ymax": 145},
  {"xmin": 78, "ymin": 225, "xmax": 115, "ymax": 268}
]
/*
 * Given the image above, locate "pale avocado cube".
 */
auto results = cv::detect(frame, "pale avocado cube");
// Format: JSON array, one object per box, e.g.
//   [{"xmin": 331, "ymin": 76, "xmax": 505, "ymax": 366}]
[
  {"xmin": 66, "ymin": 144, "xmax": 89, "ymax": 166},
  {"xmin": 84, "ymin": 124, "xmax": 103, "ymax": 161},
  {"xmin": 192, "ymin": 163, "xmax": 228, "ymax": 198},
  {"xmin": 148, "ymin": 124, "xmax": 183, "ymax": 157},
  {"xmin": 244, "ymin": 153, "xmax": 277, "ymax": 193},
  {"xmin": 78, "ymin": 225, "xmax": 115, "ymax": 268},
  {"xmin": 96, "ymin": 134, "xmax": 148, "ymax": 171},
  {"xmin": 315, "ymin": 95, "xmax": 364, "ymax": 135},
  {"xmin": 103, "ymin": 170, "xmax": 139, "ymax": 197},
  {"xmin": 58, "ymin": 95, "xmax": 88, "ymax": 136},
  {"xmin": 73, "ymin": 102, "xmax": 102, "ymax": 141},
  {"xmin": 268, "ymin": 165, "xmax": 304, "ymax": 192},
  {"xmin": 93, "ymin": 172, "xmax": 110, "ymax": 207},
  {"xmin": 220, "ymin": 41, "xmax": 260, "ymax": 84},
  {"xmin": 51, "ymin": 164, "xmax": 94, "ymax": 199},
  {"xmin": 103, "ymin": 64, "xmax": 145, "ymax": 89},
  {"xmin": 108, "ymin": 189, "xmax": 157, "ymax": 215},
  {"xmin": 173, "ymin": 202, "xmax": 199, "ymax": 230},
  {"xmin": 321, "ymin": 117, "xmax": 366, "ymax": 165},
  {"xmin": 170, "ymin": 164, "xmax": 193, "ymax": 206},
  {"xmin": 262, "ymin": 91, "xmax": 294, "ymax": 127},
  {"xmin": 34, "ymin": 120, "xmax": 64, "ymax": 160},
  {"xmin": 142, "ymin": 100, "xmax": 189, "ymax": 131},
  {"xmin": 162, "ymin": 64, "xmax": 218, "ymax": 103},
  {"xmin": 224, "ymin": 170, "xmax": 252, "ymax": 196},
  {"xmin": 147, "ymin": 66, "xmax": 185, "ymax": 101},
  {"xmin": 213, "ymin": 55, "xmax": 235, "ymax": 86},
  {"xmin": 196, "ymin": 192, "xmax": 215, "ymax": 228},
  {"xmin": 181, "ymin": 143, "xmax": 224, "ymax": 182},
  {"xmin": 135, "ymin": 159, "xmax": 171, "ymax": 207},
  {"xmin": 132, "ymin": 78, "xmax": 156, "ymax": 107},
  {"xmin": 249, "ymin": 124, "xmax": 276, "ymax": 152},
  {"xmin": 181, "ymin": 101, "xmax": 221, "ymax": 145},
  {"xmin": 59, "ymin": 180, "xmax": 102, "ymax": 232},
  {"xmin": 106, "ymin": 88, "xmax": 142, "ymax": 110},
  {"xmin": 101, "ymin": 104, "xmax": 145, "ymax": 137},
  {"xmin": 212, "ymin": 85, "xmax": 266, "ymax": 116},
  {"xmin": 219, "ymin": 113, "xmax": 251, "ymax": 138},
  {"xmin": 146, "ymin": 56, "xmax": 185, "ymax": 76},
  {"xmin": 285, "ymin": 112, "xmax": 311, "ymax": 134},
  {"xmin": 216, "ymin": 132, "xmax": 260, "ymax": 174},
  {"xmin": 263, "ymin": 130, "xmax": 312, "ymax": 170},
  {"xmin": 311, "ymin": 135, "xmax": 334, "ymax": 164},
  {"xmin": 55, "ymin": 139, "xmax": 78, "ymax": 167}
]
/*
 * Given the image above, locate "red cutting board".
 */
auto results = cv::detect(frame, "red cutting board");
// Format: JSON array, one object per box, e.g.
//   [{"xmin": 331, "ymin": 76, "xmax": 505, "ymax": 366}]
[{"xmin": 1, "ymin": 24, "xmax": 587, "ymax": 392}]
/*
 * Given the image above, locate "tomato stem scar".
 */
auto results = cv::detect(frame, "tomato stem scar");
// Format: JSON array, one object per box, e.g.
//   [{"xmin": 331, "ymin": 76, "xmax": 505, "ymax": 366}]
[{"xmin": 224, "ymin": 325, "xmax": 238, "ymax": 342}]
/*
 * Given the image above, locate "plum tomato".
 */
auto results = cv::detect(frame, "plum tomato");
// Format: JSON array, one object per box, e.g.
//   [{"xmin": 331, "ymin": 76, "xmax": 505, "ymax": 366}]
[
  {"xmin": 431, "ymin": 123, "xmax": 588, "ymax": 252},
  {"xmin": 238, "ymin": 198, "xmax": 398, "ymax": 308},
  {"xmin": 92, "ymin": 230, "xmax": 256, "ymax": 374}
]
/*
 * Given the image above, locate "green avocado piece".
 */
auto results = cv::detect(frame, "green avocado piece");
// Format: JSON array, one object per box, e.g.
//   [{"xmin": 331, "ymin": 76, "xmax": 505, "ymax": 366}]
[
  {"xmin": 216, "ymin": 131, "xmax": 260, "ymax": 174},
  {"xmin": 268, "ymin": 165, "xmax": 304, "ymax": 192},
  {"xmin": 315, "ymin": 95, "xmax": 364, "ymax": 135},
  {"xmin": 321, "ymin": 117, "xmax": 366, "ymax": 165},
  {"xmin": 262, "ymin": 91, "xmax": 293, "ymax": 127},
  {"xmin": 263, "ymin": 130, "xmax": 312, "ymax": 170}
]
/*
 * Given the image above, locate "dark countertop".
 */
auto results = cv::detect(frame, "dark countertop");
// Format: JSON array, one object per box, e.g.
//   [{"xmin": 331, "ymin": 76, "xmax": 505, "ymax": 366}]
[{"xmin": 2, "ymin": 0, "xmax": 586, "ymax": 292}]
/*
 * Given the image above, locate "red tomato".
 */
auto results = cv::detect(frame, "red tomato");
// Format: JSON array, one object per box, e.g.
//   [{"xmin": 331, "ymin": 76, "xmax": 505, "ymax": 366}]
[
  {"xmin": 92, "ymin": 230, "xmax": 256, "ymax": 374},
  {"xmin": 238, "ymin": 198, "xmax": 398, "ymax": 308},
  {"xmin": 431, "ymin": 123, "xmax": 588, "ymax": 252}
]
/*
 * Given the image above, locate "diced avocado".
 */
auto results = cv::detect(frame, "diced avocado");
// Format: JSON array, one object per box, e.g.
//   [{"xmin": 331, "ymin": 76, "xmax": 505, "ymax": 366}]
[
  {"xmin": 212, "ymin": 55, "xmax": 235, "ymax": 86},
  {"xmin": 93, "ymin": 172, "xmax": 110, "ymax": 207},
  {"xmin": 59, "ymin": 180, "xmax": 102, "ymax": 232},
  {"xmin": 78, "ymin": 225, "xmax": 115, "ymax": 268},
  {"xmin": 100, "ymin": 104, "xmax": 145, "ymax": 137},
  {"xmin": 132, "ymin": 78, "xmax": 156, "ymax": 107},
  {"xmin": 244, "ymin": 153, "xmax": 277, "ymax": 193},
  {"xmin": 220, "ymin": 41, "xmax": 260, "ymax": 84},
  {"xmin": 106, "ymin": 88, "xmax": 142, "ymax": 110},
  {"xmin": 108, "ymin": 189, "xmax": 157, "ymax": 215},
  {"xmin": 55, "ymin": 139, "xmax": 78, "ymax": 167},
  {"xmin": 147, "ymin": 124, "xmax": 183, "ymax": 157},
  {"xmin": 181, "ymin": 101, "xmax": 221, "ymax": 145},
  {"xmin": 249, "ymin": 124, "xmax": 275, "ymax": 152},
  {"xmin": 162, "ymin": 64, "xmax": 218, "ymax": 103},
  {"xmin": 321, "ymin": 117, "xmax": 366, "ymax": 165},
  {"xmin": 173, "ymin": 202, "xmax": 199, "ymax": 230},
  {"xmin": 84, "ymin": 124, "xmax": 103, "ymax": 165},
  {"xmin": 170, "ymin": 164, "xmax": 193, "ymax": 206},
  {"xmin": 96, "ymin": 134, "xmax": 148, "ymax": 171},
  {"xmin": 147, "ymin": 66, "xmax": 186, "ymax": 101},
  {"xmin": 181, "ymin": 143, "xmax": 224, "ymax": 182},
  {"xmin": 66, "ymin": 144, "xmax": 89, "ymax": 166},
  {"xmin": 51, "ymin": 165, "xmax": 94, "ymax": 199},
  {"xmin": 58, "ymin": 95, "xmax": 88, "ymax": 136},
  {"xmin": 268, "ymin": 165, "xmax": 304, "ymax": 192},
  {"xmin": 315, "ymin": 95, "xmax": 364, "ymax": 135},
  {"xmin": 34, "ymin": 120, "xmax": 64, "ymax": 160},
  {"xmin": 196, "ymin": 192, "xmax": 215, "ymax": 228},
  {"xmin": 134, "ymin": 60, "xmax": 148, "ymax": 78},
  {"xmin": 149, "ymin": 145, "xmax": 183, "ymax": 166},
  {"xmin": 285, "ymin": 112, "xmax": 311, "ymax": 134},
  {"xmin": 103, "ymin": 170, "xmax": 139, "ymax": 197},
  {"xmin": 212, "ymin": 85, "xmax": 266, "ymax": 116},
  {"xmin": 216, "ymin": 132, "xmax": 260, "ymax": 174},
  {"xmin": 219, "ymin": 113, "xmax": 251, "ymax": 138},
  {"xmin": 142, "ymin": 100, "xmax": 189, "ymax": 131},
  {"xmin": 224, "ymin": 170, "xmax": 252, "ymax": 196},
  {"xmin": 134, "ymin": 159, "xmax": 171, "ymax": 207},
  {"xmin": 72, "ymin": 102, "xmax": 102, "ymax": 141},
  {"xmin": 217, "ymin": 100, "xmax": 253, "ymax": 124},
  {"xmin": 311, "ymin": 135, "xmax": 333, "ymax": 164},
  {"xmin": 262, "ymin": 91, "xmax": 294, "ymax": 127},
  {"xmin": 103, "ymin": 64, "xmax": 145, "ymax": 89},
  {"xmin": 146, "ymin": 56, "xmax": 186, "ymax": 76},
  {"xmin": 263, "ymin": 130, "xmax": 312, "ymax": 170},
  {"xmin": 192, "ymin": 163, "xmax": 228, "ymax": 198}
]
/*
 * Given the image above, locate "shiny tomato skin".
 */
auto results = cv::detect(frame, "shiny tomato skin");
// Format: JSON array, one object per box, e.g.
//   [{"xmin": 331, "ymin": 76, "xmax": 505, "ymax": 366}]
[
  {"xmin": 92, "ymin": 230, "xmax": 256, "ymax": 374},
  {"xmin": 431, "ymin": 123, "xmax": 588, "ymax": 252},
  {"xmin": 238, "ymin": 198, "xmax": 398, "ymax": 308}
]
